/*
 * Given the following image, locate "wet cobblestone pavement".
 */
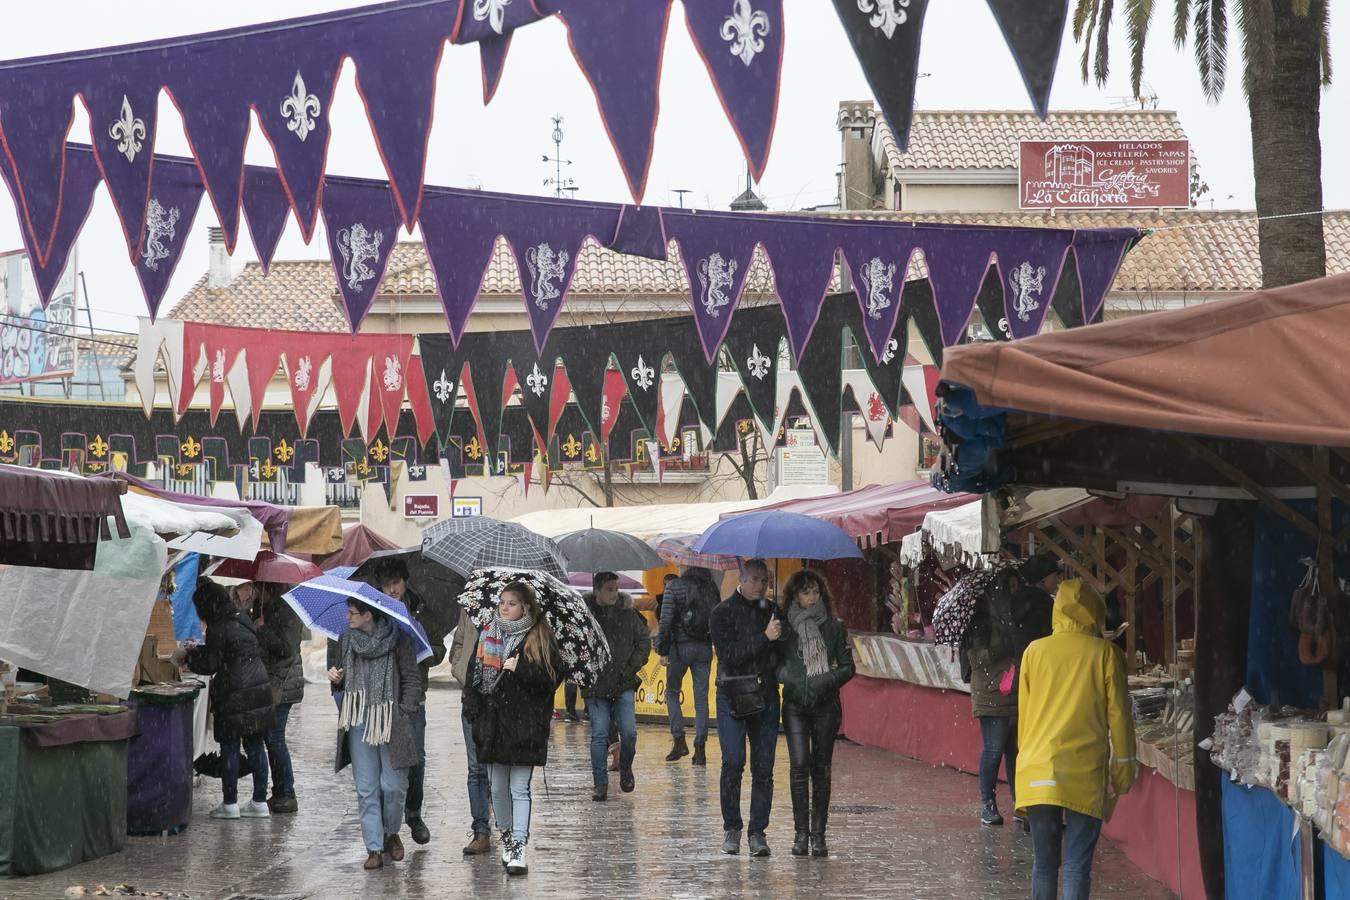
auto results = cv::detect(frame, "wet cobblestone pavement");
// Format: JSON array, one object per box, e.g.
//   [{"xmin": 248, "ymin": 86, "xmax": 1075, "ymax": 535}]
[{"xmin": 6, "ymin": 688, "xmax": 1175, "ymax": 899}]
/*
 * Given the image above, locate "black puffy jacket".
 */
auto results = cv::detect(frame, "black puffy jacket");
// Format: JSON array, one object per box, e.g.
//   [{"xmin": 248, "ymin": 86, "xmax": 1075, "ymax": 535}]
[
  {"xmin": 186, "ymin": 607, "xmax": 275, "ymax": 740},
  {"xmin": 467, "ymin": 638, "xmax": 565, "ymax": 768},
  {"xmin": 257, "ymin": 597, "xmax": 305, "ymax": 706}
]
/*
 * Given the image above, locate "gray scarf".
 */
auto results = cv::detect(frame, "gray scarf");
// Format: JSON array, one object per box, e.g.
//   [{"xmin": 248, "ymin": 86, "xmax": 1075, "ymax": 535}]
[
  {"xmin": 477, "ymin": 609, "xmax": 535, "ymax": 695},
  {"xmin": 788, "ymin": 602, "xmax": 831, "ymax": 678},
  {"xmin": 338, "ymin": 616, "xmax": 399, "ymax": 746}
]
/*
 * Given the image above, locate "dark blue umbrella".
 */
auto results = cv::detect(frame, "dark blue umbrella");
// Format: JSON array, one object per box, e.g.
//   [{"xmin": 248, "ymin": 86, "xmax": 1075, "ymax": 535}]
[
  {"xmin": 691, "ymin": 510, "xmax": 863, "ymax": 560},
  {"xmin": 282, "ymin": 574, "xmax": 434, "ymax": 662}
]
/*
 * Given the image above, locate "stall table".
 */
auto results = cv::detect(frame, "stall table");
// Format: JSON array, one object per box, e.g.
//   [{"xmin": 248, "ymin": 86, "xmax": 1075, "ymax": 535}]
[
  {"xmin": 127, "ymin": 683, "xmax": 201, "ymax": 836},
  {"xmin": 0, "ymin": 709, "xmax": 136, "ymax": 877}
]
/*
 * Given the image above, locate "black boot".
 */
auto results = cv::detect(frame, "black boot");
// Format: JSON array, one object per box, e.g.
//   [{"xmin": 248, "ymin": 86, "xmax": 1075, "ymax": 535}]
[
  {"xmin": 792, "ymin": 832, "xmax": 810, "ymax": 856},
  {"xmin": 691, "ymin": 740, "xmax": 706, "ymax": 766},
  {"xmin": 665, "ymin": 735, "xmax": 689, "ymax": 762},
  {"xmin": 810, "ymin": 765, "xmax": 832, "ymax": 857},
  {"xmin": 789, "ymin": 764, "xmax": 810, "ymax": 855}
]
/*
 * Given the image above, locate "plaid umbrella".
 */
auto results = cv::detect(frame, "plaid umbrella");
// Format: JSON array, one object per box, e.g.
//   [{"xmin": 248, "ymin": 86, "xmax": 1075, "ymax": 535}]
[
  {"xmin": 932, "ymin": 562, "xmax": 1014, "ymax": 647},
  {"xmin": 457, "ymin": 567, "xmax": 611, "ymax": 687},
  {"xmin": 650, "ymin": 532, "xmax": 739, "ymax": 570},
  {"xmin": 421, "ymin": 517, "xmax": 567, "ymax": 579}
]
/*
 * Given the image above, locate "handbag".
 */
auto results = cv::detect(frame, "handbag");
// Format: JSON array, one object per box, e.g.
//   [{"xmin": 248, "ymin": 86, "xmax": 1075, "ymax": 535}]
[{"xmin": 718, "ymin": 673, "xmax": 767, "ymax": 720}]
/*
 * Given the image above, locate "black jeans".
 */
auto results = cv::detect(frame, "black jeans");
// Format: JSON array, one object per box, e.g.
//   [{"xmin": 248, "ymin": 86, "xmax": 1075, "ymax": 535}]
[
  {"xmin": 782, "ymin": 697, "xmax": 841, "ymax": 837},
  {"xmin": 977, "ymin": 715, "xmax": 1016, "ymax": 807},
  {"xmin": 405, "ymin": 704, "xmax": 427, "ymax": 818}
]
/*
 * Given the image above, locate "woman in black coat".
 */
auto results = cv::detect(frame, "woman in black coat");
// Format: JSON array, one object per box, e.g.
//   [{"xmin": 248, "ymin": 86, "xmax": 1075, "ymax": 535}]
[
  {"xmin": 465, "ymin": 582, "xmax": 565, "ymax": 877},
  {"xmin": 776, "ymin": 569, "xmax": 856, "ymax": 858},
  {"xmin": 184, "ymin": 577, "xmax": 275, "ymax": 820}
]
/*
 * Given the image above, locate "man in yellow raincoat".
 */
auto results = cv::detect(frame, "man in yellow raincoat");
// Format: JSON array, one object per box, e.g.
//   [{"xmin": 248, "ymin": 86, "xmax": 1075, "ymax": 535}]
[{"xmin": 1015, "ymin": 580, "xmax": 1136, "ymax": 900}]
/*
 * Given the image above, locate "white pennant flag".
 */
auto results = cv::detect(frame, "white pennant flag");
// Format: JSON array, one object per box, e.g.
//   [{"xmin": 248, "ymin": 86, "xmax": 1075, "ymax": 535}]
[{"xmin": 135, "ymin": 317, "xmax": 184, "ymax": 417}]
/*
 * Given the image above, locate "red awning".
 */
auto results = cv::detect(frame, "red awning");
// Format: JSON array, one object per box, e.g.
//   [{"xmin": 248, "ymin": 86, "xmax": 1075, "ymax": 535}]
[{"xmin": 744, "ymin": 480, "xmax": 976, "ymax": 547}]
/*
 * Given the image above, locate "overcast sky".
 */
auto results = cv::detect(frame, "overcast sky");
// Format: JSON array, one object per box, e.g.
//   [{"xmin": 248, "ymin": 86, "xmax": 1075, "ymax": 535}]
[{"xmin": 3, "ymin": 1, "xmax": 1346, "ymax": 332}]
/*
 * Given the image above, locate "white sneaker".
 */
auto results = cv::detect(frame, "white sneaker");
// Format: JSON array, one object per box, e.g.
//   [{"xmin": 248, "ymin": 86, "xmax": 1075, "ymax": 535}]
[
  {"xmin": 506, "ymin": 841, "xmax": 528, "ymax": 876},
  {"xmin": 209, "ymin": 802, "xmax": 241, "ymax": 819},
  {"xmin": 239, "ymin": 800, "xmax": 271, "ymax": 818},
  {"xmin": 500, "ymin": 832, "xmax": 513, "ymax": 867}
]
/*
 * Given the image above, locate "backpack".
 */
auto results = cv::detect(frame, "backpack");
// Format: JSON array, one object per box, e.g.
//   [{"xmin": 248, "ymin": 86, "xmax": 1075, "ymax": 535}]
[{"xmin": 679, "ymin": 580, "xmax": 715, "ymax": 642}]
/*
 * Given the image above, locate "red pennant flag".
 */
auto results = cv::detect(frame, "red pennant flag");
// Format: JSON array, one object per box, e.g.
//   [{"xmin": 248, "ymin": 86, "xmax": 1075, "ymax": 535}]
[
  {"xmin": 405, "ymin": 355, "xmax": 436, "ymax": 447},
  {"xmin": 285, "ymin": 341, "xmax": 334, "ymax": 435},
  {"xmin": 363, "ymin": 369, "xmax": 385, "ymax": 441},
  {"xmin": 375, "ymin": 336, "xmax": 416, "ymax": 436},
  {"xmin": 547, "ymin": 364, "xmax": 571, "ymax": 442},
  {"xmin": 246, "ymin": 337, "xmax": 287, "ymax": 430},
  {"xmin": 600, "ymin": 369, "xmax": 627, "ymax": 442}
]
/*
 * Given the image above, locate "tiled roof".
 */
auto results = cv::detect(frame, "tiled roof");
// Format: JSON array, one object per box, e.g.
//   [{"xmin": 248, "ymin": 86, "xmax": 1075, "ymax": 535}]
[
  {"xmin": 873, "ymin": 109, "xmax": 1190, "ymax": 172},
  {"xmin": 167, "ymin": 209, "xmax": 1350, "ymax": 331}
]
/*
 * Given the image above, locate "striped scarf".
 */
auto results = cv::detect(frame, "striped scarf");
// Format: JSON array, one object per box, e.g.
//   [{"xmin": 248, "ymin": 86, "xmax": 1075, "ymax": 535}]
[{"xmin": 476, "ymin": 609, "xmax": 535, "ymax": 695}]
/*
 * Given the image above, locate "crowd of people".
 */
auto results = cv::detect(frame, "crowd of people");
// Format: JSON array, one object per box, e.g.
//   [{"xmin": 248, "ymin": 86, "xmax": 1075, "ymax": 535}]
[{"xmin": 178, "ymin": 552, "xmax": 1135, "ymax": 895}]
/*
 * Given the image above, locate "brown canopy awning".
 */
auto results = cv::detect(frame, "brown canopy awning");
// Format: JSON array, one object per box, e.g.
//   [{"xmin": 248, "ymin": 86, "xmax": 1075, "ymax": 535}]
[
  {"xmin": 0, "ymin": 464, "xmax": 129, "ymax": 544},
  {"xmin": 940, "ymin": 273, "xmax": 1350, "ymax": 448}
]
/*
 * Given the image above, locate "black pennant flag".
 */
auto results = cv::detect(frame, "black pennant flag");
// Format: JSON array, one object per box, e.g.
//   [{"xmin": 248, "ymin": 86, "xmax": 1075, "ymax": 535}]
[
  {"xmin": 831, "ymin": 0, "xmax": 931, "ymax": 150},
  {"xmin": 985, "ymin": 0, "xmax": 1070, "ymax": 119}
]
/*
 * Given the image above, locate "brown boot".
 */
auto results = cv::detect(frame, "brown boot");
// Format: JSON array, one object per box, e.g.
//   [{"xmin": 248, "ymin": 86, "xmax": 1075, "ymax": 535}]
[
  {"xmin": 364, "ymin": 851, "xmax": 383, "ymax": 870},
  {"xmin": 384, "ymin": 833, "xmax": 405, "ymax": 862},
  {"xmin": 462, "ymin": 832, "xmax": 491, "ymax": 856}
]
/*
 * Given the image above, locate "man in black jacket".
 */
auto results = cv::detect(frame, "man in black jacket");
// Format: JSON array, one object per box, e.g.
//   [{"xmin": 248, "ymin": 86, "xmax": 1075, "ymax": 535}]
[
  {"xmin": 584, "ymin": 572, "xmax": 652, "ymax": 801},
  {"xmin": 709, "ymin": 558, "xmax": 781, "ymax": 858},
  {"xmin": 372, "ymin": 557, "xmax": 455, "ymax": 847}
]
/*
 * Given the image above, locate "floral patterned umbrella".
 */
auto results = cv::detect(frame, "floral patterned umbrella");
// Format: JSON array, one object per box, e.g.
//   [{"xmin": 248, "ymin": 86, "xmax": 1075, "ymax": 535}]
[
  {"xmin": 932, "ymin": 561, "xmax": 1014, "ymax": 647},
  {"xmin": 457, "ymin": 567, "xmax": 611, "ymax": 687}
]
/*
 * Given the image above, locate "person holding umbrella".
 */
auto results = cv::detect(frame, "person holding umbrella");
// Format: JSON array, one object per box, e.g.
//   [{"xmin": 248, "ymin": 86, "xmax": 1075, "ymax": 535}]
[
  {"xmin": 464, "ymin": 581, "xmax": 565, "ymax": 877},
  {"xmin": 328, "ymin": 597, "xmax": 425, "ymax": 871},
  {"xmin": 583, "ymin": 571, "xmax": 651, "ymax": 801}
]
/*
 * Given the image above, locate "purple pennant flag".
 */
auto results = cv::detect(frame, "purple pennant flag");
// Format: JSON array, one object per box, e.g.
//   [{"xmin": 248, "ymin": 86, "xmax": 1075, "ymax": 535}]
[
  {"xmin": 831, "ymin": 0, "xmax": 930, "ymax": 151},
  {"xmin": 497, "ymin": 198, "xmax": 622, "ymax": 351},
  {"xmin": 0, "ymin": 146, "xmax": 101, "ymax": 308},
  {"xmin": 349, "ymin": 3, "xmax": 451, "ymax": 230},
  {"xmin": 419, "ymin": 190, "xmax": 502, "ymax": 346},
  {"xmin": 320, "ymin": 178, "xmax": 401, "ymax": 331},
  {"xmin": 682, "ymin": 0, "xmax": 784, "ymax": 180},
  {"xmin": 542, "ymin": 0, "xmax": 673, "ymax": 202},
  {"xmin": 164, "ymin": 40, "xmax": 254, "ymax": 254},
  {"xmin": 248, "ymin": 27, "xmax": 345, "ymax": 242},
  {"xmin": 756, "ymin": 218, "xmax": 839, "ymax": 361},
  {"xmin": 663, "ymin": 210, "xmax": 759, "ymax": 362},
  {"xmin": 608, "ymin": 205, "xmax": 668, "ymax": 260},
  {"xmin": 835, "ymin": 221, "xmax": 923, "ymax": 362},
  {"xmin": 241, "ymin": 165, "xmax": 293, "ymax": 275},
  {"xmin": 987, "ymin": 229, "xmax": 1073, "ymax": 340},
  {"xmin": 920, "ymin": 231, "xmax": 995, "ymax": 347},
  {"xmin": 0, "ymin": 63, "xmax": 82, "ymax": 266},
  {"xmin": 1072, "ymin": 228, "xmax": 1136, "ymax": 322},
  {"xmin": 453, "ymin": 0, "xmax": 548, "ymax": 43},
  {"xmin": 134, "ymin": 158, "xmax": 205, "ymax": 321},
  {"xmin": 478, "ymin": 35, "xmax": 513, "ymax": 104},
  {"xmin": 78, "ymin": 64, "xmax": 162, "ymax": 264}
]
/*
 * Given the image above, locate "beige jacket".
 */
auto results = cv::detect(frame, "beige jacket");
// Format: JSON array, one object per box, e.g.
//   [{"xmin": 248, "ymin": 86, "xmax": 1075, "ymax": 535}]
[{"xmin": 448, "ymin": 621, "xmax": 477, "ymax": 689}]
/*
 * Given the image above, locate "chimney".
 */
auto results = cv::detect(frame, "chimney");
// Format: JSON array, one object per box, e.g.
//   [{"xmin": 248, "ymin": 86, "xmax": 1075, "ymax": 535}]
[
  {"xmin": 836, "ymin": 101, "xmax": 878, "ymax": 210},
  {"xmin": 207, "ymin": 226, "xmax": 233, "ymax": 288}
]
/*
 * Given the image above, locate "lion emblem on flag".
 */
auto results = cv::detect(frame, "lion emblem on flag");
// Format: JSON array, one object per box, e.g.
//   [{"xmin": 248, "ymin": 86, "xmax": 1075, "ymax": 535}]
[
  {"xmin": 697, "ymin": 252, "xmax": 737, "ymax": 318},
  {"xmin": 859, "ymin": 256, "xmax": 896, "ymax": 320},
  {"xmin": 525, "ymin": 242, "xmax": 568, "ymax": 310},
  {"xmin": 337, "ymin": 223, "xmax": 384, "ymax": 292}
]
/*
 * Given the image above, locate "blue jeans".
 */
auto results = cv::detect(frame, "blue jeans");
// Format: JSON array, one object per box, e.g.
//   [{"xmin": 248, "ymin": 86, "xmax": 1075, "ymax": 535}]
[
  {"xmin": 488, "ymin": 763, "xmax": 533, "ymax": 844},
  {"xmin": 220, "ymin": 733, "xmax": 267, "ymax": 805},
  {"xmin": 347, "ymin": 721, "xmax": 410, "ymax": 853},
  {"xmin": 1028, "ymin": 805, "xmax": 1103, "ymax": 900},
  {"xmin": 666, "ymin": 642, "xmax": 712, "ymax": 741},
  {"xmin": 405, "ymin": 705, "xmax": 428, "ymax": 818},
  {"xmin": 462, "ymin": 708, "xmax": 491, "ymax": 835},
  {"xmin": 264, "ymin": 703, "xmax": 295, "ymax": 799},
  {"xmin": 977, "ymin": 715, "xmax": 1016, "ymax": 806},
  {"xmin": 586, "ymin": 691, "xmax": 637, "ymax": 785},
  {"xmin": 716, "ymin": 691, "xmax": 779, "ymax": 835}
]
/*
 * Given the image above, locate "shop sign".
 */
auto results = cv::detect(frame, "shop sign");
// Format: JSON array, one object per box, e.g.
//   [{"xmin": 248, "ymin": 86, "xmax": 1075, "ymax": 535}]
[
  {"xmin": 451, "ymin": 496, "xmax": 483, "ymax": 518},
  {"xmin": 403, "ymin": 494, "xmax": 439, "ymax": 518},
  {"xmin": 1019, "ymin": 140, "xmax": 1190, "ymax": 209}
]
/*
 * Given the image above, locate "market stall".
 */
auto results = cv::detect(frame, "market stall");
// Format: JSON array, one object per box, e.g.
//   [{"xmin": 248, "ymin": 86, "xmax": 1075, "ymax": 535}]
[{"xmin": 934, "ymin": 272, "xmax": 1350, "ymax": 899}]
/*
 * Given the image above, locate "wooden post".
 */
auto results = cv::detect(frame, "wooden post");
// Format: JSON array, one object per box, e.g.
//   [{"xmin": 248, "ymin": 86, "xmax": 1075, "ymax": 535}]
[
  {"xmin": 1316, "ymin": 448, "xmax": 1338, "ymax": 710},
  {"xmin": 1124, "ymin": 546, "xmax": 1138, "ymax": 673},
  {"xmin": 1164, "ymin": 508, "xmax": 1176, "ymax": 668}
]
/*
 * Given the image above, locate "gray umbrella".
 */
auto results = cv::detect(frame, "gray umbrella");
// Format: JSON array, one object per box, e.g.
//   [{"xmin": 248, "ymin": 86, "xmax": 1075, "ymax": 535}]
[
  {"xmin": 557, "ymin": 527, "xmax": 664, "ymax": 573},
  {"xmin": 421, "ymin": 516, "xmax": 567, "ymax": 579}
]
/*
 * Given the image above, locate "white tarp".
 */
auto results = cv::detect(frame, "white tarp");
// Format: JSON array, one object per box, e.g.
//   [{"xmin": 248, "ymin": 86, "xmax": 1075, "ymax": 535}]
[
  {"xmin": 900, "ymin": 500, "xmax": 987, "ymax": 567},
  {"xmin": 902, "ymin": 487, "xmax": 1096, "ymax": 568},
  {"xmin": 120, "ymin": 490, "xmax": 240, "ymax": 536},
  {"xmin": 0, "ymin": 523, "xmax": 167, "ymax": 698},
  {"xmin": 510, "ymin": 484, "xmax": 838, "ymax": 541}
]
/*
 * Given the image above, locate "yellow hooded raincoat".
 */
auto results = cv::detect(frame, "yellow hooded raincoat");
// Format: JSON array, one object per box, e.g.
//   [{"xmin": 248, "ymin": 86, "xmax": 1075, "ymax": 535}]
[{"xmin": 1014, "ymin": 580, "xmax": 1137, "ymax": 820}]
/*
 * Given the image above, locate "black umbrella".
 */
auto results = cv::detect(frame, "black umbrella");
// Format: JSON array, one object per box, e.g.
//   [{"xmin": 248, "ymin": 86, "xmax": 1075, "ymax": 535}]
[
  {"xmin": 557, "ymin": 527, "xmax": 663, "ymax": 573},
  {"xmin": 352, "ymin": 547, "xmax": 465, "ymax": 642}
]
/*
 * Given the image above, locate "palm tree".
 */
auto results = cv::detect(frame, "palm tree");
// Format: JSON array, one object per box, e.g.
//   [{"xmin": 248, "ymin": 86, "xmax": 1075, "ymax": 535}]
[{"xmin": 1073, "ymin": 0, "xmax": 1331, "ymax": 288}]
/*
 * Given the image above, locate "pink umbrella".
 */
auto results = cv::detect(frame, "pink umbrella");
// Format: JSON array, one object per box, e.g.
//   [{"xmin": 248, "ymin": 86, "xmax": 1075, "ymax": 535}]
[{"xmin": 211, "ymin": 551, "xmax": 324, "ymax": 585}]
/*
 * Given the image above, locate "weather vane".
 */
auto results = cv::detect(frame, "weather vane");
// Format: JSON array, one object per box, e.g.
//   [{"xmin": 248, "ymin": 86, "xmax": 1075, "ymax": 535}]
[{"xmin": 542, "ymin": 114, "xmax": 578, "ymax": 199}]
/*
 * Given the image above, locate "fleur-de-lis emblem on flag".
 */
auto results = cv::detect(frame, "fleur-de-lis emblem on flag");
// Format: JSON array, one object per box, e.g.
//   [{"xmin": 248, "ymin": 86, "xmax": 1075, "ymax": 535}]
[
  {"xmin": 369, "ymin": 439, "xmax": 390, "ymax": 462},
  {"xmin": 585, "ymin": 442, "xmax": 600, "ymax": 464},
  {"xmin": 746, "ymin": 344, "xmax": 771, "ymax": 380},
  {"xmin": 433, "ymin": 369, "xmax": 455, "ymax": 403},
  {"xmin": 737, "ymin": 419, "xmax": 752, "ymax": 434},
  {"xmin": 472, "ymin": 0, "xmax": 510, "ymax": 34},
  {"xmin": 180, "ymin": 436, "xmax": 201, "ymax": 459},
  {"xmin": 355, "ymin": 458, "xmax": 372, "ymax": 478},
  {"xmin": 630, "ymin": 356, "xmax": 655, "ymax": 391},
  {"xmin": 176, "ymin": 463, "xmax": 193, "ymax": 478},
  {"xmin": 109, "ymin": 95, "xmax": 146, "ymax": 163},
  {"xmin": 662, "ymin": 436, "xmax": 682, "ymax": 453},
  {"xmin": 260, "ymin": 458, "xmax": 279, "ymax": 480},
  {"xmin": 858, "ymin": 0, "xmax": 910, "ymax": 39},
  {"xmin": 0, "ymin": 430, "xmax": 12, "ymax": 453},
  {"xmin": 281, "ymin": 71, "xmax": 321, "ymax": 142},
  {"xmin": 89, "ymin": 435, "xmax": 109, "ymax": 458},
  {"xmin": 527, "ymin": 363, "xmax": 548, "ymax": 398},
  {"xmin": 408, "ymin": 463, "xmax": 425, "ymax": 478},
  {"xmin": 562, "ymin": 434, "xmax": 582, "ymax": 459},
  {"xmin": 274, "ymin": 439, "xmax": 295, "ymax": 463},
  {"xmin": 465, "ymin": 436, "xmax": 484, "ymax": 460},
  {"xmin": 721, "ymin": 0, "xmax": 771, "ymax": 66}
]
